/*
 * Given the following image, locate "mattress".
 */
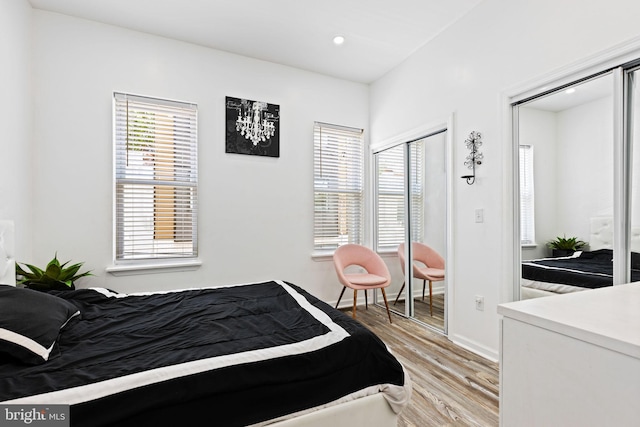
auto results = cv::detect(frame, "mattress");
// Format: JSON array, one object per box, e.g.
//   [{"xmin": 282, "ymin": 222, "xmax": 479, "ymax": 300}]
[{"xmin": 0, "ymin": 280, "xmax": 410, "ymax": 426}]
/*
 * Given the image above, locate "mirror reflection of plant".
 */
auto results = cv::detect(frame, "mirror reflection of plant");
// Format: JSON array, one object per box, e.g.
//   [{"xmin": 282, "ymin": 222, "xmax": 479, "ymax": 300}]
[
  {"xmin": 15, "ymin": 253, "xmax": 92, "ymax": 291},
  {"xmin": 547, "ymin": 235, "xmax": 587, "ymax": 251}
]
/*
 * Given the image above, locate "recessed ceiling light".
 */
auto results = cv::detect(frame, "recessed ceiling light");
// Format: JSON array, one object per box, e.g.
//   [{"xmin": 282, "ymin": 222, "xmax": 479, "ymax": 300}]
[
  {"xmin": 565, "ymin": 88, "xmax": 576, "ymax": 94},
  {"xmin": 333, "ymin": 35, "xmax": 345, "ymax": 45}
]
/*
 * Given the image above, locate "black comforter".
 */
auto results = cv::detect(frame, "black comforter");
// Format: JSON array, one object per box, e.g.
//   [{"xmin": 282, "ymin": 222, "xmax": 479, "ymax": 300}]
[
  {"xmin": 0, "ymin": 280, "xmax": 406, "ymax": 426},
  {"xmin": 522, "ymin": 249, "xmax": 640, "ymax": 289}
]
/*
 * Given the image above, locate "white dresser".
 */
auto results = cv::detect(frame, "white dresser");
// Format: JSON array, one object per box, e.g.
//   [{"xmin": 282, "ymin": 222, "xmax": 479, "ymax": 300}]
[{"xmin": 498, "ymin": 283, "xmax": 640, "ymax": 426}]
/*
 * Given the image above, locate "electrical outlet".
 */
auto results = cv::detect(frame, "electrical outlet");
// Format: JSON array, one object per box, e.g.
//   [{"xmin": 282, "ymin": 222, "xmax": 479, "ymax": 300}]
[
  {"xmin": 475, "ymin": 295, "xmax": 484, "ymax": 311},
  {"xmin": 475, "ymin": 208, "xmax": 484, "ymax": 223}
]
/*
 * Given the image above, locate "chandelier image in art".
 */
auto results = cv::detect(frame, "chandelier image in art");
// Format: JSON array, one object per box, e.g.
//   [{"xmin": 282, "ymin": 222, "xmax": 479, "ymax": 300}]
[
  {"xmin": 235, "ymin": 101, "xmax": 276, "ymax": 146},
  {"xmin": 226, "ymin": 96, "xmax": 280, "ymax": 157}
]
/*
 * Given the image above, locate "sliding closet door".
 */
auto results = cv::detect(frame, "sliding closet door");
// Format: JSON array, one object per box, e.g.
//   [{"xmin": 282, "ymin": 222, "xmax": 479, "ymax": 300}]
[
  {"xmin": 409, "ymin": 133, "xmax": 447, "ymax": 331},
  {"xmin": 374, "ymin": 130, "xmax": 448, "ymax": 333},
  {"xmin": 515, "ymin": 72, "xmax": 615, "ymax": 299},
  {"xmin": 513, "ymin": 61, "xmax": 640, "ymax": 300}
]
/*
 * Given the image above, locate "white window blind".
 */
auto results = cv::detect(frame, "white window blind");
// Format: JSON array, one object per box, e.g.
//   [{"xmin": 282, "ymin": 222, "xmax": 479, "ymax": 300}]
[
  {"xmin": 520, "ymin": 145, "xmax": 535, "ymax": 245},
  {"xmin": 375, "ymin": 144, "xmax": 423, "ymax": 252},
  {"xmin": 313, "ymin": 122, "xmax": 364, "ymax": 251},
  {"xmin": 114, "ymin": 92, "xmax": 198, "ymax": 261},
  {"xmin": 409, "ymin": 141, "xmax": 424, "ymax": 245}
]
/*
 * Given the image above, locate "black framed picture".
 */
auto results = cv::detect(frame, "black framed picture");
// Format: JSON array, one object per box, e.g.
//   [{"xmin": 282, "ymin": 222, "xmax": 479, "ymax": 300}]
[{"xmin": 225, "ymin": 96, "xmax": 280, "ymax": 157}]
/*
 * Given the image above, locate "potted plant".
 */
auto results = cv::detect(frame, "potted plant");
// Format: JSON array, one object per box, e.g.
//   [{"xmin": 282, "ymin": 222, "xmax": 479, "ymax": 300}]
[
  {"xmin": 15, "ymin": 253, "xmax": 92, "ymax": 291},
  {"xmin": 547, "ymin": 235, "xmax": 587, "ymax": 257}
]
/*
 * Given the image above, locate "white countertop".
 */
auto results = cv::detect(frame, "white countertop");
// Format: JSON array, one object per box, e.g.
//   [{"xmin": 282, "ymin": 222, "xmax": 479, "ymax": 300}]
[{"xmin": 498, "ymin": 282, "xmax": 640, "ymax": 359}]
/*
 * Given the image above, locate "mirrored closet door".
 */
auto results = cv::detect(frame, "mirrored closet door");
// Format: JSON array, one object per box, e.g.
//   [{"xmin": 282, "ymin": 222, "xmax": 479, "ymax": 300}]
[
  {"xmin": 514, "ymin": 60, "xmax": 640, "ymax": 300},
  {"xmin": 374, "ymin": 130, "xmax": 448, "ymax": 333},
  {"xmin": 628, "ymin": 66, "xmax": 640, "ymax": 282}
]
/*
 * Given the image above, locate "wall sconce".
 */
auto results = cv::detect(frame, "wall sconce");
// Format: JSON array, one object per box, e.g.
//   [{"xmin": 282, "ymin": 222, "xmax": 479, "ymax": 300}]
[{"xmin": 461, "ymin": 131, "xmax": 483, "ymax": 185}]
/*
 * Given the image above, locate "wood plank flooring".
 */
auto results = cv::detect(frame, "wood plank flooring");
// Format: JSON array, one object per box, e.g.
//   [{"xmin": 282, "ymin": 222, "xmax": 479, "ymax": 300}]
[
  {"xmin": 392, "ymin": 293, "xmax": 445, "ymax": 331},
  {"xmin": 343, "ymin": 304, "xmax": 499, "ymax": 427}
]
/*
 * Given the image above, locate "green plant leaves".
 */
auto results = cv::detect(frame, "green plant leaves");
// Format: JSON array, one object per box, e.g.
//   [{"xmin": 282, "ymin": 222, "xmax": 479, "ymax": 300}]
[
  {"xmin": 45, "ymin": 262, "xmax": 61, "ymax": 280},
  {"xmin": 547, "ymin": 235, "xmax": 587, "ymax": 250},
  {"xmin": 15, "ymin": 253, "xmax": 92, "ymax": 291}
]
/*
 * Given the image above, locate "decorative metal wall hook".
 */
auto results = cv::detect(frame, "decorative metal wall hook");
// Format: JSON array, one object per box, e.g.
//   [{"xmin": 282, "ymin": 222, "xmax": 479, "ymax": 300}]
[{"xmin": 461, "ymin": 131, "xmax": 483, "ymax": 185}]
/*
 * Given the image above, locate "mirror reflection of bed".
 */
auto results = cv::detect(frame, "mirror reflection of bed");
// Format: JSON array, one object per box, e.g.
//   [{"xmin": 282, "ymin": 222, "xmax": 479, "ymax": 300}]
[{"xmin": 521, "ymin": 217, "xmax": 640, "ymax": 299}]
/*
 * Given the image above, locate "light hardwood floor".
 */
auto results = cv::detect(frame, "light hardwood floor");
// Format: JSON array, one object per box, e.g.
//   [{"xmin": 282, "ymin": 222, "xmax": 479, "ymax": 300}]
[
  {"xmin": 392, "ymin": 293, "xmax": 445, "ymax": 331},
  {"xmin": 344, "ymin": 304, "xmax": 499, "ymax": 427}
]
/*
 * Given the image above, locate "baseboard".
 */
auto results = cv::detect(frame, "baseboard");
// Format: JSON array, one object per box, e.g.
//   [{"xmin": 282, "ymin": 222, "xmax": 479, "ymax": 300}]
[{"xmin": 449, "ymin": 334, "xmax": 499, "ymax": 363}]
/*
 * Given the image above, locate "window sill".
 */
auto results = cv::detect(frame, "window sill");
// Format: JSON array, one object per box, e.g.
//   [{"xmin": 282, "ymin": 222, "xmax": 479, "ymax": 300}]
[
  {"xmin": 521, "ymin": 243, "xmax": 538, "ymax": 249},
  {"xmin": 311, "ymin": 248, "xmax": 399, "ymax": 261},
  {"xmin": 106, "ymin": 259, "xmax": 202, "ymax": 276},
  {"xmin": 311, "ymin": 251, "xmax": 334, "ymax": 261},
  {"xmin": 376, "ymin": 249, "xmax": 399, "ymax": 257}
]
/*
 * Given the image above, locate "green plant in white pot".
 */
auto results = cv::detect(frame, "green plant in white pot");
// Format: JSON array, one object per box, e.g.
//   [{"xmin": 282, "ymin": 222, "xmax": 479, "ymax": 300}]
[
  {"xmin": 547, "ymin": 235, "xmax": 587, "ymax": 257},
  {"xmin": 15, "ymin": 253, "xmax": 92, "ymax": 291}
]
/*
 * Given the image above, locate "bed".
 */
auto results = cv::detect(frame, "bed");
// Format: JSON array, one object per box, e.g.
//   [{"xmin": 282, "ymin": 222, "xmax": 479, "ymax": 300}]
[
  {"xmin": 521, "ymin": 217, "xmax": 640, "ymax": 299},
  {"xmin": 0, "ymin": 223, "xmax": 410, "ymax": 426}
]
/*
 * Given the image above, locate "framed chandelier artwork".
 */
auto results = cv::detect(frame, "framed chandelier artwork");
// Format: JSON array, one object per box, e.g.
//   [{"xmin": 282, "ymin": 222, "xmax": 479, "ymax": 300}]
[{"xmin": 225, "ymin": 96, "xmax": 280, "ymax": 157}]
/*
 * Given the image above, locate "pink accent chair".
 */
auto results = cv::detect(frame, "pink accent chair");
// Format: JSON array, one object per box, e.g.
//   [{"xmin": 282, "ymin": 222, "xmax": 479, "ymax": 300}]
[
  {"xmin": 395, "ymin": 242, "xmax": 445, "ymax": 316},
  {"xmin": 333, "ymin": 244, "xmax": 393, "ymax": 323}
]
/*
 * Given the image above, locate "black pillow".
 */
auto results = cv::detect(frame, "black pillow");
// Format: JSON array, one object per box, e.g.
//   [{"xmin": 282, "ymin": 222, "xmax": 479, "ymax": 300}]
[
  {"xmin": 579, "ymin": 249, "xmax": 613, "ymax": 261},
  {"xmin": 0, "ymin": 285, "xmax": 80, "ymax": 365}
]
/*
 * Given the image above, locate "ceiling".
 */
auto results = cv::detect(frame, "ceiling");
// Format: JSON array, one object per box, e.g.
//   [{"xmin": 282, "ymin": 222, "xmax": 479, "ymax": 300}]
[
  {"xmin": 523, "ymin": 74, "xmax": 614, "ymax": 112},
  {"xmin": 28, "ymin": 0, "xmax": 483, "ymax": 84}
]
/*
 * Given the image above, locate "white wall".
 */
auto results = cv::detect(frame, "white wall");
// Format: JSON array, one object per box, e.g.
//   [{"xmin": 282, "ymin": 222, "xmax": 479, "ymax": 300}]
[
  {"xmin": 370, "ymin": 0, "xmax": 640, "ymax": 358},
  {"xmin": 556, "ymin": 97, "xmax": 613, "ymax": 240},
  {"xmin": 26, "ymin": 10, "xmax": 369, "ymax": 302},
  {"xmin": 0, "ymin": 0, "xmax": 33, "ymax": 264}
]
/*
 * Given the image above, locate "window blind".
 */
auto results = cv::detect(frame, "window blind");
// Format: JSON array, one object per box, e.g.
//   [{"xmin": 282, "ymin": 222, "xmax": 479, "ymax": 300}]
[
  {"xmin": 409, "ymin": 141, "xmax": 424, "ymax": 245},
  {"xmin": 519, "ymin": 145, "xmax": 535, "ymax": 245},
  {"xmin": 114, "ymin": 92, "xmax": 198, "ymax": 261},
  {"xmin": 375, "ymin": 143, "xmax": 424, "ymax": 252},
  {"xmin": 313, "ymin": 122, "xmax": 363, "ymax": 251}
]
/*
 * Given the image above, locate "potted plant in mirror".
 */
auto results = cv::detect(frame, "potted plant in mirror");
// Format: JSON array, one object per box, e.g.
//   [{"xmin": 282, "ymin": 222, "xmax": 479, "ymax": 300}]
[
  {"xmin": 547, "ymin": 235, "xmax": 587, "ymax": 257},
  {"xmin": 15, "ymin": 253, "xmax": 92, "ymax": 291}
]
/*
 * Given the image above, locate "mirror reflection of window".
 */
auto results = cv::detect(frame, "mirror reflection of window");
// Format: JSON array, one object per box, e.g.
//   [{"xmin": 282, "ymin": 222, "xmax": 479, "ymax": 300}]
[
  {"xmin": 519, "ymin": 145, "xmax": 535, "ymax": 246},
  {"xmin": 375, "ymin": 144, "xmax": 406, "ymax": 252}
]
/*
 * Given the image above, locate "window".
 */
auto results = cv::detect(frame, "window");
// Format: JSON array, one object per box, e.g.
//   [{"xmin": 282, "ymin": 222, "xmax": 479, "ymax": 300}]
[
  {"xmin": 114, "ymin": 92, "xmax": 198, "ymax": 261},
  {"xmin": 519, "ymin": 145, "xmax": 535, "ymax": 245},
  {"xmin": 409, "ymin": 141, "xmax": 424, "ymax": 245},
  {"xmin": 374, "ymin": 143, "xmax": 424, "ymax": 252},
  {"xmin": 313, "ymin": 122, "xmax": 364, "ymax": 251}
]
